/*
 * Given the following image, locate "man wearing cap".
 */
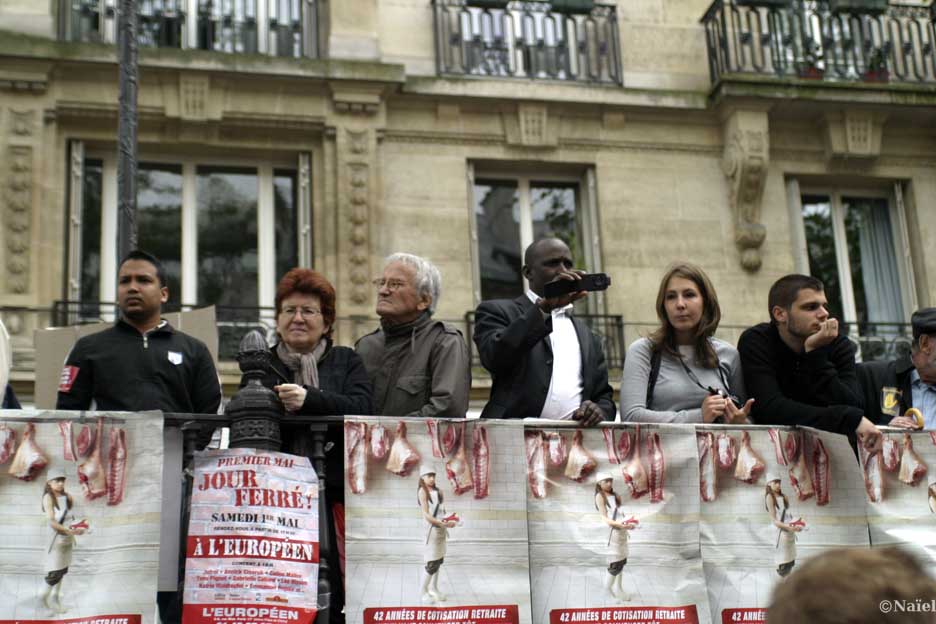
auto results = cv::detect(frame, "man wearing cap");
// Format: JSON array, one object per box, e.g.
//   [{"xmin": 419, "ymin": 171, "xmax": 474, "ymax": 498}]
[{"xmin": 858, "ymin": 308, "xmax": 936, "ymax": 429}]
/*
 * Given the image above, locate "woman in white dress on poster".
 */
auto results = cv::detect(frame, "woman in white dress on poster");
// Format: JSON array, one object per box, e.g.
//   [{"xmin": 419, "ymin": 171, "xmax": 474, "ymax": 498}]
[
  {"xmin": 595, "ymin": 471, "xmax": 636, "ymax": 603},
  {"xmin": 39, "ymin": 467, "xmax": 86, "ymax": 614},
  {"xmin": 765, "ymin": 471, "xmax": 802, "ymax": 578},
  {"xmin": 418, "ymin": 466, "xmax": 456, "ymax": 605}
]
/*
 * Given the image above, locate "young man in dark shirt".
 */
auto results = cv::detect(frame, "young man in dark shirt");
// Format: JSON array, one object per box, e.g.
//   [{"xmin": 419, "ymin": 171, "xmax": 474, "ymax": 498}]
[{"xmin": 738, "ymin": 274, "xmax": 881, "ymax": 448}]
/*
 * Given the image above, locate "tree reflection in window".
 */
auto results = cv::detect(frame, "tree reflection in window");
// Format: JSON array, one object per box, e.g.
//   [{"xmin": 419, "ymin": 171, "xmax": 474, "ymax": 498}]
[
  {"xmin": 801, "ymin": 195, "xmax": 844, "ymax": 320},
  {"xmin": 137, "ymin": 164, "xmax": 183, "ymax": 307},
  {"xmin": 197, "ymin": 167, "xmax": 258, "ymax": 311}
]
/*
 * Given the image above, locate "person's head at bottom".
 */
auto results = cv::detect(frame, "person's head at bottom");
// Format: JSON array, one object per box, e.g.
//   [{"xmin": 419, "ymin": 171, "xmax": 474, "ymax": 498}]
[{"xmin": 767, "ymin": 547, "xmax": 936, "ymax": 624}]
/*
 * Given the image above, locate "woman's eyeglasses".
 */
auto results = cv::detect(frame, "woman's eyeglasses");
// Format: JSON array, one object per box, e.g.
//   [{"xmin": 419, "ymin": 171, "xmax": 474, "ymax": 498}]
[{"xmin": 281, "ymin": 307, "xmax": 322, "ymax": 319}]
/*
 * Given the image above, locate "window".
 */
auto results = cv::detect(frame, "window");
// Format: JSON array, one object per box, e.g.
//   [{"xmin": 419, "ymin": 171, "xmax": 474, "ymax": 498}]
[
  {"xmin": 469, "ymin": 167, "xmax": 603, "ymax": 309},
  {"xmin": 67, "ymin": 146, "xmax": 312, "ymax": 354},
  {"xmin": 788, "ymin": 182, "xmax": 917, "ymax": 358}
]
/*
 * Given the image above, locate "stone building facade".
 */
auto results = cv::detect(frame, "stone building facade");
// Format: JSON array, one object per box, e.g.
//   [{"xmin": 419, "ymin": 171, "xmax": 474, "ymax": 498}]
[{"xmin": 1, "ymin": 0, "xmax": 935, "ymax": 401}]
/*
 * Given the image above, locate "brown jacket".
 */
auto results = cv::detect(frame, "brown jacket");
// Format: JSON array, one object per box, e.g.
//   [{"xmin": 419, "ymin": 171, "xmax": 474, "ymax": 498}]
[{"xmin": 355, "ymin": 312, "xmax": 471, "ymax": 418}]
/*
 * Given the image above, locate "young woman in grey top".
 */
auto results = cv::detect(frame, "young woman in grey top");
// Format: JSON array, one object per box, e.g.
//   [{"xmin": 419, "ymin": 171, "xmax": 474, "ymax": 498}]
[{"xmin": 620, "ymin": 263, "xmax": 754, "ymax": 423}]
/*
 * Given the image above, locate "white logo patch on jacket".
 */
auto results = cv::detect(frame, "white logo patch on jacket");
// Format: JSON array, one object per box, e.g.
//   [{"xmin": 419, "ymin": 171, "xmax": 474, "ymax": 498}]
[{"xmin": 168, "ymin": 351, "xmax": 183, "ymax": 365}]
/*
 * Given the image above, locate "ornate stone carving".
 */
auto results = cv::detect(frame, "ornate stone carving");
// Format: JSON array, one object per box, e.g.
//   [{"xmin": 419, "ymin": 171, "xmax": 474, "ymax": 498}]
[
  {"xmin": 822, "ymin": 110, "xmax": 887, "ymax": 161},
  {"xmin": 504, "ymin": 103, "xmax": 559, "ymax": 148},
  {"xmin": 5, "ymin": 146, "xmax": 32, "ymax": 293},
  {"xmin": 180, "ymin": 75, "xmax": 210, "ymax": 121},
  {"xmin": 345, "ymin": 130, "xmax": 372, "ymax": 305},
  {"xmin": 721, "ymin": 110, "xmax": 769, "ymax": 272},
  {"xmin": 10, "ymin": 110, "xmax": 34, "ymax": 136}
]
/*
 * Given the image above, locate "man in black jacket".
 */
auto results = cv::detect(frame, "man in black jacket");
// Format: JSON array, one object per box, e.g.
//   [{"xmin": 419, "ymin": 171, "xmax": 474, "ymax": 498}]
[
  {"xmin": 858, "ymin": 307, "xmax": 936, "ymax": 428},
  {"xmin": 56, "ymin": 250, "xmax": 221, "ymax": 415},
  {"xmin": 473, "ymin": 238, "xmax": 614, "ymax": 424},
  {"xmin": 55, "ymin": 250, "xmax": 220, "ymax": 624},
  {"xmin": 738, "ymin": 274, "xmax": 880, "ymax": 446}
]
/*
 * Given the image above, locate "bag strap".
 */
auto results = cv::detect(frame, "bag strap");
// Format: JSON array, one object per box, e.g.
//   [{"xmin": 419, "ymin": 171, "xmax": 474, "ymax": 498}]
[{"xmin": 645, "ymin": 348, "xmax": 663, "ymax": 409}]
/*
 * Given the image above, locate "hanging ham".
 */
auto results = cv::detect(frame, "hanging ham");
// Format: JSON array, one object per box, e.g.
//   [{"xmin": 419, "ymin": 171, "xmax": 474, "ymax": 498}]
[
  {"xmin": 426, "ymin": 420, "xmax": 446, "ymax": 458},
  {"xmin": 59, "ymin": 421, "xmax": 76, "ymax": 462},
  {"xmin": 697, "ymin": 432, "xmax": 717, "ymax": 502},
  {"xmin": 472, "ymin": 425, "xmax": 490, "ymax": 500},
  {"xmin": 882, "ymin": 436, "xmax": 899, "ymax": 473},
  {"xmin": 78, "ymin": 419, "xmax": 107, "ymax": 499},
  {"xmin": 733, "ymin": 430, "xmax": 765, "ymax": 484},
  {"xmin": 369, "ymin": 423, "xmax": 390, "ymax": 460},
  {"xmin": 344, "ymin": 421, "xmax": 368, "ymax": 495},
  {"xmin": 808, "ymin": 433, "xmax": 830, "ymax": 506},
  {"xmin": 647, "ymin": 430, "xmax": 665, "ymax": 503},
  {"xmin": 444, "ymin": 421, "xmax": 473, "ymax": 495},
  {"xmin": 716, "ymin": 433, "xmax": 737, "ymax": 471},
  {"xmin": 386, "ymin": 420, "xmax": 420, "ymax": 477},
  {"xmin": 107, "ymin": 427, "xmax": 127, "ymax": 505},
  {"xmin": 525, "ymin": 431, "xmax": 547, "ymax": 499},
  {"xmin": 622, "ymin": 425, "xmax": 649, "ymax": 498},
  {"xmin": 8, "ymin": 422, "xmax": 47, "ymax": 481},
  {"xmin": 858, "ymin": 444, "xmax": 884, "ymax": 503},
  {"xmin": 0, "ymin": 424, "xmax": 15, "ymax": 464},
  {"xmin": 603, "ymin": 428, "xmax": 620, "ymax": 464},
  {"xmin": 786, "ymin": 431, "xmax": 815, "ymax": 501},
  {"xmin": 564, "ymin": 430, "xmax": 597, "ymax": 483},
  {"xmin": 545, "ymin": 432, "xmax": 568, "ymax": 467},
  {"xmin": 75, "ymin": 423, "xmax": 96, "ymax": 458},
  {"xmin": 898, "ymin": 433, "xmax": 928, "ymax": 486}
]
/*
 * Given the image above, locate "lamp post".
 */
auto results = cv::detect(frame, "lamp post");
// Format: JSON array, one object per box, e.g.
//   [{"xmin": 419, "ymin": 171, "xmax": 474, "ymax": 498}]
[{"xmin": 116, "ymin": 0, "xmax": 138, "ymax": 260}]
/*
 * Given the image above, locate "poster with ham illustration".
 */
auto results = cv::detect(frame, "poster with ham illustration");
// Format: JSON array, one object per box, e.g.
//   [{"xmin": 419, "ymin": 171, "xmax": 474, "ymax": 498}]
[
  {"xmin": 183, "ymin": 447, "xmax": 319, "ymax": 624},
  {"xmin": 0, "ymin": 410, "xmax": 162, "ymax": 623},
  {"xmin": 697, "ymin": 425, "xmax": 867, "ymax": 624},
  {"xmin": 864, "ymin": 428, "xmax": 936, "ymax": 577},
  {"xmin": 528, "ymin": 424, "xmax": 710, "ymax": 624},
  {"xmin": 344, "ymin": 417, "xmax": 531, "ymax": 624}
]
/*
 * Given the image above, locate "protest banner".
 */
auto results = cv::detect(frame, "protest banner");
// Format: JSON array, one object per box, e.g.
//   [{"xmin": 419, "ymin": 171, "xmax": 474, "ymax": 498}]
[
  {"xmin": 862, "ymin": 428, "xmax": 936, "ymax": 576},
  {"xmin": 343, "ymin": 417, "xmax": 532, "ymax": 624},
  {"xmin": 0, "ymin": 410, "xmax": 163, "ymax": 623},
  {"xmin": 528, "ymin": 424, "xmax": 709, "ymax": 624},
  {"xmin": 183, "ymin": 448, "xmax": 319, "ymax": 624},
  {"xmin": 697, "ymin": 425, "xmax": 869, "ymax": 624}
]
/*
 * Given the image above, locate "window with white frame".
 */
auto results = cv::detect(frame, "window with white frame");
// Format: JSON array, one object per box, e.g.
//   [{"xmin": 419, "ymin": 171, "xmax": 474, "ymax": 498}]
[
  {"xmin": 787, "ymin": 181, "xmax": 917, "ymax": 355},
  {"xmin": 468, "ymin": 165, "xmax": 603, "ymax": 309},
  {"xmin": 67, "ymin": 144, "xmax": 312, "ymax": 324}
]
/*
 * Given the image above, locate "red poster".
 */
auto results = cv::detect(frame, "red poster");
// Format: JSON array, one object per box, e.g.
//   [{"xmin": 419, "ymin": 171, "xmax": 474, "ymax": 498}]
[
  {"xmin": 0, "ymin": 617, "xmax": 142, "ymax": 624},
  {"xmin": 363, "ymin": 606, "xmax": 519, "ymax": 624},
  {"xmin": 183, "ymin": 449, "xmax": 319, "ymax": 623},
  {"xmin": 720, "ymin": 609, "xmax": 766, "ymax": 624},
  {"xmin": 549, "ymin": 606, "xmax": 699, "ymax": 624}
]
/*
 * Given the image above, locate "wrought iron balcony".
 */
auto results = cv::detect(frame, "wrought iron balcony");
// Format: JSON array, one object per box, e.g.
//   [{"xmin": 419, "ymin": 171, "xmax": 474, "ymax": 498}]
[
  {"xmin": 701, "ymin": 0, "xmax": 936, "ymax": 85},
  {"xmin": 58, "ymin": 0, "xmax": 319, "ymax": 58},
  {"xmin": 433, "ymin": 0, "xmax": 622, "ymax": 85}
]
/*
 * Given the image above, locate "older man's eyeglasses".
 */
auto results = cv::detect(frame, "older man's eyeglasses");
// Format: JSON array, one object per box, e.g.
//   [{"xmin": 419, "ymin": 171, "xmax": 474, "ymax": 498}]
[
  {"xmin": 281, "ymin": 306, "xmax": 322, "ymax": 319},
  {"xmin": 372, "ymin": 278, "xmax": 408, "ymax": 292}
]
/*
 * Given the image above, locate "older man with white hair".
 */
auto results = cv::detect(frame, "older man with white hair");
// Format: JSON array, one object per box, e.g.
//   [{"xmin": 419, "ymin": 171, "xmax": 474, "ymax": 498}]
[{"xmin": 355, "ymin": 253, "xmax": 471, "ymax": 418}]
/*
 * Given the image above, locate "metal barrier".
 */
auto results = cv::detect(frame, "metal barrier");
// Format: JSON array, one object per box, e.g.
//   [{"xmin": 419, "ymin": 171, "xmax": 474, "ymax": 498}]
[
  {"xmin": 701, "ymin": 0, "xmax": 936, "ymax": 84},
  {"xmin": 58, "ymin": 0, "xmax": 319, "ymax": 58},
  {"xmin": 433, "ymin": 0, "xmax": 623, "ymax": 84}
]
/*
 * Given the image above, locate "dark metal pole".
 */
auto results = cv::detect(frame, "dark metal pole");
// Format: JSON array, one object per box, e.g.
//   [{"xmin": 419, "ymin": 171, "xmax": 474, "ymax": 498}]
[{"xmin": 117, "ymin": 0, "xmax": 139, "ymax": 260}]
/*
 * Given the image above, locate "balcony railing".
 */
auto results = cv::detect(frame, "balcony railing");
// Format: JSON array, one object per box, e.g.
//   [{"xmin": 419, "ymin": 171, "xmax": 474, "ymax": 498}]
[
  {"xmin": 701, "ymin": 0, "xmax": 936, "ymax": 84},
  {"xmin": 58, "ymin": 0, "xmax": 319, "ymax": 58},
  {"xmin": 433, "ymin": 0, "xmax": 622, "ymax": 85}
]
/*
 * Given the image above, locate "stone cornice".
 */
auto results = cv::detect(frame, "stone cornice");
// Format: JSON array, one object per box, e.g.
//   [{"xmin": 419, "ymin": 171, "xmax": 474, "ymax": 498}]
[
  {"xmin": 710, "ymin": 74, "xmax": 936, "ymax": 109},
  {"xmin": 0, "ymin": 29, "xmax": 406, "ymax": 85},
  {"xmin": 403, "ymin": 76, "xmax": 708, "ymax": 111}
]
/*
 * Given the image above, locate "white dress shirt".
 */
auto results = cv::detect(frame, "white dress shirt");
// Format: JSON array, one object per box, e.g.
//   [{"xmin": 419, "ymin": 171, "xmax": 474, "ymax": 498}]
[{"xmin": 527, "ymin": 290, "xmax": 583, "ymax": 420}]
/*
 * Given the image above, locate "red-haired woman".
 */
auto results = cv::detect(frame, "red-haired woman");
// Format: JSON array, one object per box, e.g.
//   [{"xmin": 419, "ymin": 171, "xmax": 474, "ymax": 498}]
[{"xmin": 243, "ymin": 268, "xmax": 373, "ymax": 613}]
